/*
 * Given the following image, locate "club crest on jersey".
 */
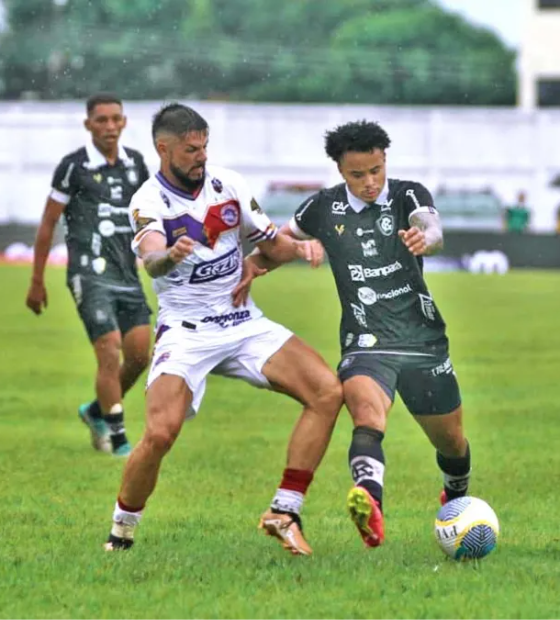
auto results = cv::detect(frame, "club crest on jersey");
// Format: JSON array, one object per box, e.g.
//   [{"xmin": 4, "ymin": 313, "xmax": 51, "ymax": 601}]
[
  {"xmin": 126, "ymin": 167, "xmax": 139, "ymax": 186},
  {"xmin": 221, "ymin": 203, "xmax": 240, "ymax": 227},
  {"xmin": 376, "ymin": 214, "xmax": 394, "ymax": 236},
  {"xmin": 212, "ymin": 177, "xmax": 223, "ymax": 193},
  {"xmin": 189, "ymin": 248, "xmax": 240, "ymax": 284},
  {"xmin": 93, "ymin": 173, "xmax": 102, "ymax": 183},
  {"xmin": 335, "ymin": 224, "xmax": 345, "ymax": 236}
]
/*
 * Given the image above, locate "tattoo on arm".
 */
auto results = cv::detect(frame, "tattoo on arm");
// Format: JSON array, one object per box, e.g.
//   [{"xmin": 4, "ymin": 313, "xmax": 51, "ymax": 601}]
[
  {"xmin": 410, "ymin": 211, "xmax": 443, "ymax": 255},
  {"xmin": 143, "ymin": 250, "xmax": 176, "ymax": 278}
]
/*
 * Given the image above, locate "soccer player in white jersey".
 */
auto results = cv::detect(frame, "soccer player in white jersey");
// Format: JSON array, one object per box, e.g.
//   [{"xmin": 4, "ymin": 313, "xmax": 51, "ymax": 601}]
[{"xmin": 104, "ymin": 104, "xmax": 343, "ymax": 555}]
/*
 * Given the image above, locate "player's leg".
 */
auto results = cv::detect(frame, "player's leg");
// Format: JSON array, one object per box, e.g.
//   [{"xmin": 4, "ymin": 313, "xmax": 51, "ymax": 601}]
[
  {"xmin": 116, "ymin": 293, "xmax": 152, "ymax": 396},
  {"xmin": 398, "ymin": 352, "xmax": 470, "ymax": 505},
  {"xmin": 338, "ymin": 353, "xmax": 399, "ymax": 547},
  {"xmin": 105, "ymin": 373, "xmax": 192, "ymax": 550},
  {"xmin": 72, "ymin": 281, "xmax": 126, "ymax": 454},
  {"xmin": 120, "ymin": 325, "xmax": 151, "ymax": 395},
  {"xmin": 259, "ymin": 335, "xmax": 342, "ymax": 555}
]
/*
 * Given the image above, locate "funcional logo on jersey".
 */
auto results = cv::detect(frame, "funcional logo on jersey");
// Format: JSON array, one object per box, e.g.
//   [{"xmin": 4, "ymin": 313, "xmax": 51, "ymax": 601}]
[
  {"xmin": 357, "ymin": 283, "xmax": 413, "ymax": 306},
  {"xmin": 348, "ymin": 261, "xmax": 402, "ymax": 282},
  {"xmin": 189, "ymin": 248, "xmax": 240, "ymax": 284}
]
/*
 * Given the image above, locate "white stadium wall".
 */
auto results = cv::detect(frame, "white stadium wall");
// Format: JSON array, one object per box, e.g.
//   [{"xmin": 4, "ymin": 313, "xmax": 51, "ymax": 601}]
[{"xmin": 1, "ymin": 101, "xmax": 560, "ymax": 231}]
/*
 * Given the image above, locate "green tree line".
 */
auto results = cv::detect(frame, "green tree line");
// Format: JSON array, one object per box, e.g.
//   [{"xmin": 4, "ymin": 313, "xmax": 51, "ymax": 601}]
[{"xmin": 0, "ymin": 0, "xmax": 516, "ymax": 105}]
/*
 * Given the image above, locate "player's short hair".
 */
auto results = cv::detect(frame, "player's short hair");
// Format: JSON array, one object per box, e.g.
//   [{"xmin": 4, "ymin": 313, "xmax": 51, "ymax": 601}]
[
  {"xmin": 325, "ymin": 120, "xmax": 391, "ymax": 163},
  {"xmin": 86, "ymin": 93, "xmax": 122, "ymax": 115},
  {"xmin": 152, "ymin": 103, "xmax": 209, "ymax": 142}
]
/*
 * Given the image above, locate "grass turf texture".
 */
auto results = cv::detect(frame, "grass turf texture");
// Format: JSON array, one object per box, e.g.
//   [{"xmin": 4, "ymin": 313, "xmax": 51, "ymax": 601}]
[{"xmin": 0, "ymin": 263, "xmax": 559, "ymax": 619}]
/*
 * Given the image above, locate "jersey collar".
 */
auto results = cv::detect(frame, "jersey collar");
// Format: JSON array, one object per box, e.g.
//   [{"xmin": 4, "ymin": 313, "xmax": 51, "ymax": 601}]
[
  {"xmin": 345, "ymin": 180, "xmax": 390, "ymax": 213},
  {"xmin": 84, "ymin": 139, "xmax": 131, "ymax": 170},
  {"xmin": 156, "ymin": 171, "xmax": 205, "ymax": 200}
]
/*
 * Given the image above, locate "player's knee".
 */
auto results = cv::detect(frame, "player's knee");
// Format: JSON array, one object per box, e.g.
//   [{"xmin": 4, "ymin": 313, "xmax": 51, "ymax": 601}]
[
  {"xmin": 313, "ymin": 374, "xmax": 343, "ymax": 419},
  {"xmin": 94, "ymin": 332, "xmax": 122, "ymax": 371},
  {"xmin": 349, "ymin": 400, "xmax": 386, "ymax": 430},
  {"xmin": 144, "ymin": 424, "xmax": 180, "ymax": 455}
]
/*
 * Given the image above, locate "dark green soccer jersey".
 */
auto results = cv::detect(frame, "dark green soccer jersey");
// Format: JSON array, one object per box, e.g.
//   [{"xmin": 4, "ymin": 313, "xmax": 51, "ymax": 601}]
[
  {"xmin": 291, "ymin": 179, "xmax": 448, "ymax": 353},
  {"xmin": 50, "ymin": 144, "xmax": 149, "ymax": 289}
]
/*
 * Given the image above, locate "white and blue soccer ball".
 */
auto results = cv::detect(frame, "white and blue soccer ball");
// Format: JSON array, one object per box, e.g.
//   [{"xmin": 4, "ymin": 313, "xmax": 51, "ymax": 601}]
[{"xmin": 434, "ymin": 496, "xmax": 499, "ymax": 560}]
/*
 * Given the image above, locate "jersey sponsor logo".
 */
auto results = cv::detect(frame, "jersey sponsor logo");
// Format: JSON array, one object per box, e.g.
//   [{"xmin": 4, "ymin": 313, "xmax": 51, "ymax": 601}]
[
  {"xmin": 339, "ymin": 355, "xmax": 355, "ymax": 369},
  {"xmin": 132, "ymin": 209, "xmax": 157, "ymax": 233},
  {"xmin": 351, "ymin": 302, "xmax": 367, "ymax": 327},
  {"xmin": 358, "ymin": 334, "xmax": 377, "ymax": 348},
  {"xmin": 331, "ymin": 201, "xmax": 349, "ymax": 214},
  {"xmin": 110, "ymin": 186, "xmax": 123, "ymax": 201},
  {"xmin": 358, "ymin": 287, "xmax": 377, "ymax": 305},
  {"xmin": 212, "ymin": 177, "xmax": 223, "ymax": 193},
  {"xmin": 99, "ymin": 220, "xmax": 115, "ymax": 237},
  {"xmin": 419, "ymin": 293, "xmax": 436, "ymax": 320},
  {"xmin": 99, "ymin": 203, "xmax": 128, "ymax": 218},
  {"xmin": 92, "ymin": 257, "xmax": 107, "ymax": 274},
  {"xmin": 160, "ymin": 191, "xmax": 171, "ymax": 209},
  {"xmin": 201, "ymin": 309, "xmax": 251, "ymax": 328},
  {"xmin": 189, "ymin": 247, "xmax": 240, "ymax": 284},
  {"xmin": 356, "ymin": 227, "xmax": 375, "ymax": 237},
  {"xmin": 361, "ymin": 239, "xmax": 377, "ymax": 257},
  {"xmin": 358, "ymin": 283, "xmax": 413, "ymax": 306},
  {"xmin": 431, "ymin": 357, "xmax": 453, "ymax": 377},
  {"xmin": 335, "ymin": 224, "xmax": 345, "ymax": 236},
  {"xmin": 381, "ymin": 199, "xmax": 393, "ymax": 212},
  {"xmin": 376, "ymin": 213, "xmax": 394, "ymax": 236},
  {"xmin": 345, "ymin": 332, "xmax": 354, "ymax": 347},
  {"xmin": 221, "ymin": 203, "xmax": 240, "ymax": 227},
  {"xmin": 126, "ymin": 168, "xmax": 139, "ymax": 186},
  {"xmin": 348, "ymin": 261, "xmax": 402, "ymax": 281}
]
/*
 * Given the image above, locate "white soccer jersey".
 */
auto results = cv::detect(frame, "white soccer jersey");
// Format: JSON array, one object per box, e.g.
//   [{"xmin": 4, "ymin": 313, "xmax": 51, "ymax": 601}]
[{"xmin": 129, "ymin": 165, "xmax": 277, "ymax": 330}]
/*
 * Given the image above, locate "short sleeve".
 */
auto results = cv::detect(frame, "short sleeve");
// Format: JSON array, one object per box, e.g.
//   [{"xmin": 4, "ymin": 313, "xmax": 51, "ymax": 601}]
[
  {"xmin": 288, "ymin": 194, "xmax": 320, "ymax": 240},
  {"xmin": 233, "ymin": 173, "xmax": 278, "ymax": 245},
  {"xmin": 50, "ymin": 157, "xmax": 78, "ymax": 205},
  {"xmin": 129, "ymin": 189, "xmax": 167, "ymax": 255},
  {"xmin": 136, "ymin": 154, "xmax": 150, "ymax": 186},
  {"xmin": 404, "ymin": 183, "xmax": 438, "ymax": 223}
]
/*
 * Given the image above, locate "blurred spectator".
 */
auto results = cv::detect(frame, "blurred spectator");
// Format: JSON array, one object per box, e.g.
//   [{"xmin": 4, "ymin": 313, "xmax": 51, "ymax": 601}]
[{"xmin": 504, "ymin": 191, "xmax": 530, "ymax": 233}]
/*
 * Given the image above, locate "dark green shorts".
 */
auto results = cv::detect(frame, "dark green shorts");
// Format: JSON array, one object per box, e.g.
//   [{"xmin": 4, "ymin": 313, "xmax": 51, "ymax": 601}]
[
  {"xmin": 338, "ymin": 343, "xmax": 461, "ymax": 416},
  {"xmin": 67, "ymin": 276, "xmax": 152, "ymax": 343}
]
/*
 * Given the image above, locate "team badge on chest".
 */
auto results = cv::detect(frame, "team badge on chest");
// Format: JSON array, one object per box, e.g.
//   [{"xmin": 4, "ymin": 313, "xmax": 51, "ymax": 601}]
[{"xmin": 376, "ymin": 213, "xmax": 394, "ymax": 236}]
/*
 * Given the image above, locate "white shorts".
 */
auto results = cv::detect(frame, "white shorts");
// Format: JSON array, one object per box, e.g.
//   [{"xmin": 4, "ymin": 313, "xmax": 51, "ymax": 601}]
[{"xmin": 146, "ymin": 316, "xmax": 293, "ymax": 418}]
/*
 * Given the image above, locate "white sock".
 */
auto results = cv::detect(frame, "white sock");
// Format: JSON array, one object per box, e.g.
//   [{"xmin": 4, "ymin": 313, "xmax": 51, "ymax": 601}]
[
  {"xmin": 271, "ymin": 489, "xmax": 304, "ymax": 515},
  {"xmin": 111, "ymin": 501, "xmax": 143, "ymax": 540}
]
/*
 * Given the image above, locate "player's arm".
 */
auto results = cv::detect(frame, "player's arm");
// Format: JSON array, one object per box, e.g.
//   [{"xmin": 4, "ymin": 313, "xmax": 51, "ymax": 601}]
[
  {"xmin": 26, "ymin": 197, "xmax": 66, "ymax": 315},
  {"xmin": 398, "ymin": 211, "xmax": 443, "ymax": 256},
  {"xmin": 398, "ymin": 184, "xmax": 443, "ymax": 257},
  {"xmin": 137, "ymin": 231, "xmax": 195, "ymax": 279}
]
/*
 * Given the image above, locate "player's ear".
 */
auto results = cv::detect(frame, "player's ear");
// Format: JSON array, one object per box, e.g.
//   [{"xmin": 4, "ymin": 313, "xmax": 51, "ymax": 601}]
[{"xmin": 84, "ymin": 117, "xmax": 91, "ymax": 133}]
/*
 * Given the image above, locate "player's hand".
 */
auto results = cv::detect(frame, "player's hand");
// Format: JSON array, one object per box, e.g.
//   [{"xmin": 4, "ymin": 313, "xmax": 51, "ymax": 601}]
[
  {"xmin": 26, "ymin": 280, "xmax": 48, "ymax": 315},
  {"xmin": 398, "ymin": 227, "xmax": 427, "ymax": 256},
  {"xmin": 168, "ymin": 235, "xmax": 195, "ymax": 263},
  {"xmin": 294, "ymin": 239, "xmax": 324, "ymax": 268},
  {"xmin": 232, "ymin": 258, "xmax": 267, "ymax": 308}
]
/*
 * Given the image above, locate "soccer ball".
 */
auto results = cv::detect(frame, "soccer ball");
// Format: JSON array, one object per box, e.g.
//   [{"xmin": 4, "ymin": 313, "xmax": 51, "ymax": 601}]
[{"xmin": 434, "ymin": 496, "xmax": 499, "ymax": 560}]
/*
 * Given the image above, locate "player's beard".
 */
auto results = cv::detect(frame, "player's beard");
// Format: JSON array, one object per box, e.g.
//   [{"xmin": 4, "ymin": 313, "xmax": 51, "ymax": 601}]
[{"xmin": 170, "ymin": 162, "xmax": 205, "ymax": 193}]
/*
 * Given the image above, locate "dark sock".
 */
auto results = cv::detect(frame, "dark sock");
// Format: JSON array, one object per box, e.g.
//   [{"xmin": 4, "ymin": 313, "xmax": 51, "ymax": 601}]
[
  {"xmin": 88, "ymin": 400, "xmax": 103, "ymax": 420},
  {"xmin": 349, "ymin": 426, "xmax": 385, "ymax": 510},
  {"xmin": 437, "ymin": 441, "xmax": 471, "ymax": 501},
  {"xmin": 104, "ymin": 410, "xmax": 128, "ymax": 450}
]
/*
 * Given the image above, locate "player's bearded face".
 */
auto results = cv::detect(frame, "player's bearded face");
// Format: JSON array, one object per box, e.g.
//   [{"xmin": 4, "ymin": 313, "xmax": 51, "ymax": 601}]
[
  {"xmin": 168, "ymin": 131, "xmax": 208, "ymax": 191},
  {"xmin": 339, "ymin": 149, "xmax": 387, "ymax": 203}
]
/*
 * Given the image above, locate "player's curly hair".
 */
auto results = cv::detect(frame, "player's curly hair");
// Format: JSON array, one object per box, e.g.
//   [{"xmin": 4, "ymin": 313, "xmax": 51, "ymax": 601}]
[
  {"xmin": 325, "ymin": 120, "xmax": 391, "ymax": 163},
  {"xmin": 152, "ymin": 103, "xmax": 208, "ymax": 142}
]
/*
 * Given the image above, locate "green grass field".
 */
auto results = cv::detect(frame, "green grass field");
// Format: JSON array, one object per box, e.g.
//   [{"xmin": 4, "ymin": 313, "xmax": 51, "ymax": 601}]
[{"xmin": 1, "ymin": 263, "xmax": 559, "ymax": 619}]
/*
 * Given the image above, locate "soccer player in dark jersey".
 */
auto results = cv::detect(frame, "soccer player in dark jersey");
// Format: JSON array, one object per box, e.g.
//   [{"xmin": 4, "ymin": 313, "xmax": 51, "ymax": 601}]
[
  {"xmin": 238, "ymin": 120, "xmax": 471, "ymax": 549},
  {"xmin": 25, "ymin": 93, "xmax": 152, "ymax": 457}
]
